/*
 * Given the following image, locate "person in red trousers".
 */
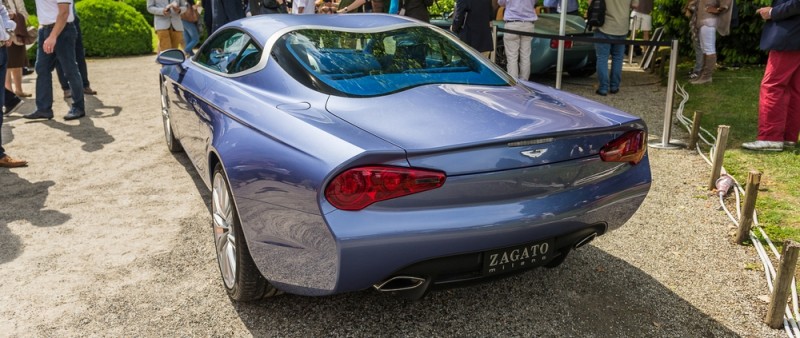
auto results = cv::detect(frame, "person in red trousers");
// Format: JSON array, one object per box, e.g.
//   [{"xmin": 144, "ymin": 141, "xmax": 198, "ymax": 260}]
[{"xmin": 742, "ymin": 0, "xmax": 800, "ymax": 151}]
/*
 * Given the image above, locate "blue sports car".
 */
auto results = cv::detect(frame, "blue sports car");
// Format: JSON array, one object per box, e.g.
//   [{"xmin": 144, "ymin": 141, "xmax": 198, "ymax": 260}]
[{"xmin": 157, "ymin": 13, "xmax": 651, "ymax": 302}]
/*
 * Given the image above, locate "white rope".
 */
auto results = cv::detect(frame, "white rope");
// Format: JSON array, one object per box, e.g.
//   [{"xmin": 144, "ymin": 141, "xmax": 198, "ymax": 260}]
[{"xmin": 675, "ymin": 81, "xmax": 798, "ymax": 336}]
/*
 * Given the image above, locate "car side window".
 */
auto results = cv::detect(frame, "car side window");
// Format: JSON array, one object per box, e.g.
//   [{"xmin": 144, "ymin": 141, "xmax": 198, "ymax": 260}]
[{"xmin": 196, "ymin": 29, "xmax": 261, "ymax": 74}]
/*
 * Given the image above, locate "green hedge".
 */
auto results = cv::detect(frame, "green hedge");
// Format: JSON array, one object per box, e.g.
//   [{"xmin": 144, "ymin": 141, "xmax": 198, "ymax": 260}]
[
  {"xmin": 76, "ymin": 0, "xmax": 152, "ymax": 56},
  {"xmin": 121, "ymin": 0, "xmax": 154, "ymax": 27},
  {"xmin": 652, "ymin": 0, "xmax": 770, "ymax": 65}
]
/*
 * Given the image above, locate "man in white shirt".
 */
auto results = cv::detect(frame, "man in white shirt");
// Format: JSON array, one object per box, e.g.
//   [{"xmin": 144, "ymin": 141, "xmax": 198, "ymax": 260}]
[
  {"xmin": 293, "ymin": 0, "xmax": 315, "ymax": 13},
  {"xmin": 24, "ymin": 0, "xmax": 85, "ymax": 121}
]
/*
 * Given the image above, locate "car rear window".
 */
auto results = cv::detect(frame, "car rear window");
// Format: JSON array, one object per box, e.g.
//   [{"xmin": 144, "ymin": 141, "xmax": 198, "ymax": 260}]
[{"xmin": 271, "ymin": 27, "xmax": 509, "ymax": 97}]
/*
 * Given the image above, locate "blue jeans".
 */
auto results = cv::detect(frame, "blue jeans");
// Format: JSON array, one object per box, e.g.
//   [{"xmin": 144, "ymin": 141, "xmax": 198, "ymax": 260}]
[
  {"xmin": 594, "ymin": 31, "xmax": 626, "ymax": 94},
  {"xmin": 0, "ymin": 47, "xmax": 8, "ymax": 158},
  {"xmin": 56, "ymin": 7, "xmax": 90, "ymax": 91},
  {"xmin": 35, "ymin": 22, "xmax": 85, "ymax": 113},
  {"xmin": 182, "ymin": 20, "xmax": 200, "ymax": 56}
]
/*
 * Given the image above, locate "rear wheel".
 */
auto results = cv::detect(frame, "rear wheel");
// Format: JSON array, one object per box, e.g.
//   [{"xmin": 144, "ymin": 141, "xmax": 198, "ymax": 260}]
[
  {"xmin": 212, "ymin": 164, "xmax": 278, "ymax": 301},
  {"xmin": 160, "ymin": 79, "xmax": 183, "ymax": 153}
]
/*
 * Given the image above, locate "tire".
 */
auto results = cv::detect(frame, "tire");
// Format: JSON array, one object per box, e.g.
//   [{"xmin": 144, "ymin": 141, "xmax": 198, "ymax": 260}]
[
  {"xmin": 160, "ymin": 78, "xmax": 183, "ymax": 153},
  {"xmin": 211, "ymin": 164, "xmax": 278, "ymax": 301}
]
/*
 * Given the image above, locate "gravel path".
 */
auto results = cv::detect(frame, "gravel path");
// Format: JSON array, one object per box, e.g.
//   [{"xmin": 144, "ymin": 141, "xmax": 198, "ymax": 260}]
[{"xmin": 0, "ymin": 55, "xmax": 784, "ymax": 337}]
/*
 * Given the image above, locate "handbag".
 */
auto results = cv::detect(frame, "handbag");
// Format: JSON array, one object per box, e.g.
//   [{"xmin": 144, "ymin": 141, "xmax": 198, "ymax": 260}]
[
  {"xmin": 181, "ymin": 5, "xmax": 199, "ymax": 23},
  {"xmin": 585, "ymin": 0, "xmax": 606, "ymax": 31},
  {"xmin": 11, "ymin": 14, "xmax": 34, "ymax": 45}
]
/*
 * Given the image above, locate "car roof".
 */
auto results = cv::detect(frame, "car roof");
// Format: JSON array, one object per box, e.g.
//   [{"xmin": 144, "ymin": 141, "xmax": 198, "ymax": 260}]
[{"xmin": 229, "ymin": 13, "xmax": 421, "ymax": 45}]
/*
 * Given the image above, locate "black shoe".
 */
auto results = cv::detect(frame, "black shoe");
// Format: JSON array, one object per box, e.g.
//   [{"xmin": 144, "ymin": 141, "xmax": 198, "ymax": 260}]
[
  {"xmin": 22, "ymin": 67, "xmax": 33, "ymax": 76},
  {"xmin": 610, "ymin": 88, "xmax": 619, "ymax": 94},
  {"xmin": 24, "ymin": 110, "xmax": 54, "ymax": 120},
  {"xmin": 595, "ymin": 89, "xmax": 607, "ymax": 96},
  {"xmin": 3, "ymin": 98, "xmax": 23, "ymax": 116},
  {"xmin": 64, "ymin": 108, "xmax": 85, "ymax": 121}
]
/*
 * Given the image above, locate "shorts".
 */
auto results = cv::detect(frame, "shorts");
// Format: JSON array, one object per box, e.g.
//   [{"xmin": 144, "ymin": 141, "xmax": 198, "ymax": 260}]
[{"xmin": 630, "ymin": 11, "xmax": 652, "ymax": 31}]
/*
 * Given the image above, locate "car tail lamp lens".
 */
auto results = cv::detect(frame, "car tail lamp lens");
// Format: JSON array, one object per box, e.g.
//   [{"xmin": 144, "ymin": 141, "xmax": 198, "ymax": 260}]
[
  {"xmin": 550, "ymin": 39, "xmax": 573, "ymax": 49},
  {"xmin": 600, "ymin": 130, "xmax": 647, "ymax": 165},
  {"xmin": 325, "ymin": 166, "xmax": 446, "ymax": 211}
]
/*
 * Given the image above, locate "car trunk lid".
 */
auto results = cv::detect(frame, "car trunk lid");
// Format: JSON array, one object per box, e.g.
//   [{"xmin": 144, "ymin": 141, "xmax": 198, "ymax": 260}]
[{"xmin": 325, "ymin": 83, "xmax": 645, "ymax": 175}]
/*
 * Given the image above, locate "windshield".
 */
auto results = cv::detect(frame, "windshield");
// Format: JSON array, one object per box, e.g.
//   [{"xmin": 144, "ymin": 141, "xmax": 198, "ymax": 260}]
[{"xmin": 272, "ymin": 26, "xmax": 509, "ymax": 97}]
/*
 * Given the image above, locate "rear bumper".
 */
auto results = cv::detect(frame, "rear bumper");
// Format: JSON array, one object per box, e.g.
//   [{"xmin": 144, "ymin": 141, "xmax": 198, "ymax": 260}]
[
  {"xmin": 244, "ymin": 155, "xmax": 651, "ymax": 296},
  {"xmin": 327, "ymin": 155, "xmax": 651, "ymax": 293}
]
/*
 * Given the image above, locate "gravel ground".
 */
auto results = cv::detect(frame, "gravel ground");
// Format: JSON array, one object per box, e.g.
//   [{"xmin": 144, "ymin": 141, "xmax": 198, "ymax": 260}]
[{"xmin": 0, "ymin": 55, "xmax": 785, "ymax": 337}]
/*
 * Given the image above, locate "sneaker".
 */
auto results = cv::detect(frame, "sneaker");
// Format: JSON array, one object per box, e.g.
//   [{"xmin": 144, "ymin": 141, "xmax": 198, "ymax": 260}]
[
  {"xmin": 0, "ymin": 155, "xmax": 27, "ymax": 168},
  {"xmin": 742, "ymin": 140, "xmax": 784, "ymax": 151},
  {"xmin": 688, "ymin": 72, "xmax": 699, "ymax": 80},
  {"xmin": 785, "ymin": 141, "xmax": 797, "ymax": 148}
]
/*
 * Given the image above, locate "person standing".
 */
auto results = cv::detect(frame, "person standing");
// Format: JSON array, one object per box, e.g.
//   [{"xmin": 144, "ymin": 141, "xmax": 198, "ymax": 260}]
[
  {"xmin": 249, "ymin": 0, "xmax": 287, "ymax": 14},
  {"xmin": 742, "ymin": 0, "xmax": 800, "ymax": 151},
  {"xmin": 451, "ymin": 0, "xmax": 493, "ymax": 58},
  {"xmin": 23, "ymin": 0, "xmax": 85, "ymax": 121},
  {"xmin": 592, "ymin": 0, "xmax": 638, "ymax": 96},
  {"xmin": 556, "ymin": 0, "xmax": 580, "ymax": 15},
  {"xmin": 5, "ymin": 0, "xmax": 30, "ymax": 98},
  {"xmin": 149, "ymin": 0, "xmax": 186, "ymax": 53},
  {"xmin": 292, "ymin": 0, "xmax": 314, "ymax": 13},
  {"xmin": 402, "ymin": 0, "xmax": 433, "ymax": 22},
  {"xmin": 542, "ymin": 0, "xmax": 557, "ymax": 13},
  {"xmin": 337, "ymin": 0, "xmax": 370, "ymax": 13},
  {"xmin": 630, "ymin": 0, "xmax": 652, "ymax": 40},
  {"xmin": 211, "ymin": 0, "xmax": 244, "ymax": 31},
  {"xmin": 181, "ymin": 0, "xmax": 200, "ymax": 55},
  {"xmin": 55, "ymin": 6, "xmax": 97, "ymax": 99},
  {"xmin": 498, "ymin": 0, "xmax": 537, "ymax": 81},
  {"xmin": 688, "ymin": 0, "xmax": 732, "ymax": 85},
  {"xmin": 0, "ymin": 0, "xmax": 26, "ymax": 167}
]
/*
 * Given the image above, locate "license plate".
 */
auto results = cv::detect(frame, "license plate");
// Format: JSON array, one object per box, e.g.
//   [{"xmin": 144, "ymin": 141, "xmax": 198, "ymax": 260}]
[{"xmin": 482, "ymin": 239, "xmax": 554, "ymax": 275}]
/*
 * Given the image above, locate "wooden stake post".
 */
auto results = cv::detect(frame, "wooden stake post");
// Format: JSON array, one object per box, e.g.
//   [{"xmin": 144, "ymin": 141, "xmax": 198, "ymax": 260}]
[
  {"xmin": 708, "ymin": 126, "xmax": 729, "ymax": 190},
  {"xmin": 766, "ymin": 241, "xmax": 800, "ymax": 329},
  {"xmin": 687, "ymin": 111, "xmax": 703, "ymax": 150},
  {"xmin": 735, "ymin": 171, "xmax": 761, "ymax": 244}
]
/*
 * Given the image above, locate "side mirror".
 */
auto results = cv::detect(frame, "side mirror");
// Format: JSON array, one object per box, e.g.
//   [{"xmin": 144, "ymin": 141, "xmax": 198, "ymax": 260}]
[{"xmin": 157, "ymin": 49, "xmax": 186, "ymax": 66}]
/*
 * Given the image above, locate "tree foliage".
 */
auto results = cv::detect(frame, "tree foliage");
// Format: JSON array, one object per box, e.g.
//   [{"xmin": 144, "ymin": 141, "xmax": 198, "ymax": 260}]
[{"xmin": 652, "ymin": 0, "xmax": 771, "ymax": 65}]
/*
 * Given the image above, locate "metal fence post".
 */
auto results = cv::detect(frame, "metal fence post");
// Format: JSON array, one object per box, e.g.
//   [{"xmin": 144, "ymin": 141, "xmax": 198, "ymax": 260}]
[{"xmin": 648, "ymin": 39, "xmax": 684, "ymax": 150}]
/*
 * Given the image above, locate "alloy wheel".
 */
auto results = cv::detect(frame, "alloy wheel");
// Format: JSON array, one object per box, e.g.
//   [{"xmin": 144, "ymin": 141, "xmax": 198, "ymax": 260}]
[{"xmin": 212, "ymin": 172, "xmax": 237, "ymax": 289}]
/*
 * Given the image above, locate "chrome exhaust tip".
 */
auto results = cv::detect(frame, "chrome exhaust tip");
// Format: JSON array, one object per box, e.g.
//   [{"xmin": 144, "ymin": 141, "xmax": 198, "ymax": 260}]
[
  {"xmin": 373, "ymin": 276, "xmax": 427, "ymax": 292},
  {"xmin": 574, "ymin": 232, "xmax": 597, "ymax": 249}
]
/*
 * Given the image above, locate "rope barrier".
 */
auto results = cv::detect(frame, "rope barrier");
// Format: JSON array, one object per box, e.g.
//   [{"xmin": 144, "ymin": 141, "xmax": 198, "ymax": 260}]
[
  {"xmin": 674, "ymin": 81, "xmax": 799, "ymax": 337},
  {"xmin": 494, "ymin": 26, "xmax": 673, "ymax": 47}
]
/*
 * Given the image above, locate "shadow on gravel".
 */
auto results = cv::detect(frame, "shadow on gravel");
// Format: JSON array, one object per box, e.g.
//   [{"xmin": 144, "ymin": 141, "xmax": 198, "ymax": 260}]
[
  {"xmin": 232, "ymin": 246, "xmax": 737, "ymax": 337},
  {"xmin": 170, "ymin": 151, "xmax": 212, "ymax": 213},
  {"xmin": 0, "ymin": 170, "xmax": 69, "ymax": 264}
]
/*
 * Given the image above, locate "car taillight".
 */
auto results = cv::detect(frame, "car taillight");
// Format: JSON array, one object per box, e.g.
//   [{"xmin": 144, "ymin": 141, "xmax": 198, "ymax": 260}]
[
  {"xmin": 600, "ymin": 130, "xmax": 647, "ymax": 165},
  {"xmin": 550, "ymin": 39, "xmax": 573, "ymax": 49},
  {"xmin": 325, "ymin": 166, "xmax": 446, "ymax": 211}
]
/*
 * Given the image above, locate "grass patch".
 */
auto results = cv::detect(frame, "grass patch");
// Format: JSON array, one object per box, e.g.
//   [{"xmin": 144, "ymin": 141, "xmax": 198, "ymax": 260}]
[{"xmin": 678, "ymin": 63, "xmax": 800, "ymax": 244}]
